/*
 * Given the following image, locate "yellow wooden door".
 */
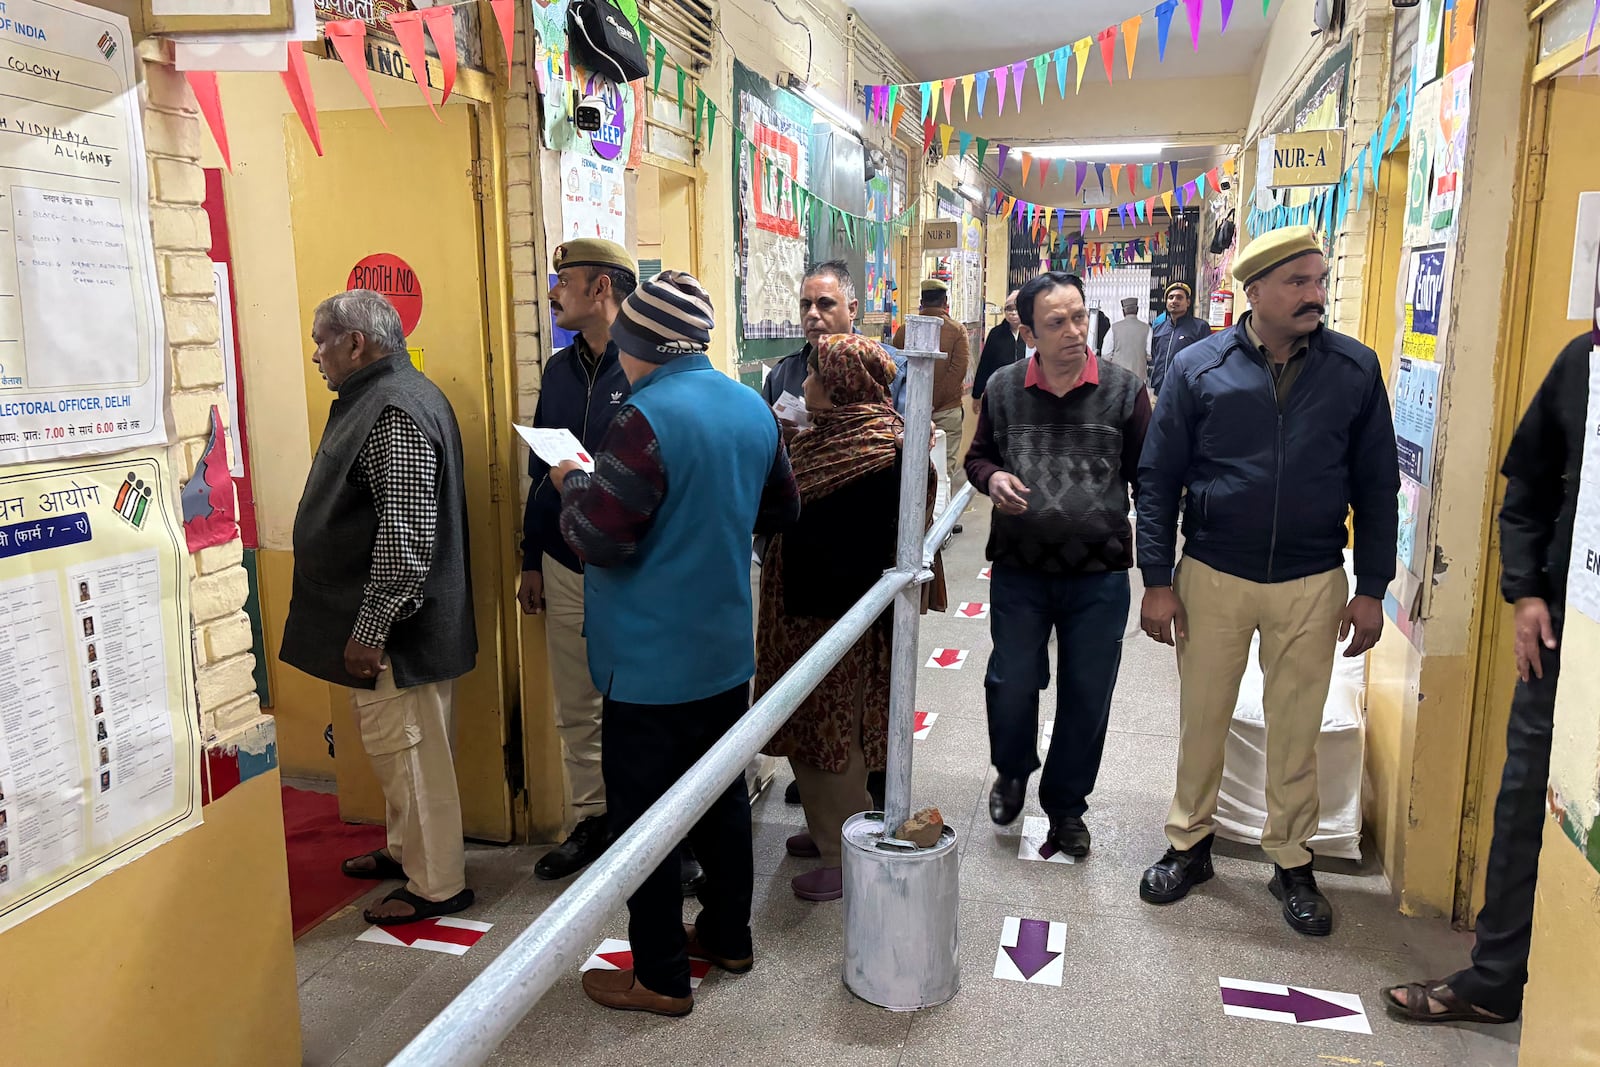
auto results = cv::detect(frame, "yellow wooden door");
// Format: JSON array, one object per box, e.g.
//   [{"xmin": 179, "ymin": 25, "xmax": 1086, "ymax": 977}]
[
  {"xmin": 1460, "ymin": 75, "xmax": 1600, "ymax": 922},
  {"xmin": 284, "ymin": 99, "xmax": 513, "ymax": 842}
]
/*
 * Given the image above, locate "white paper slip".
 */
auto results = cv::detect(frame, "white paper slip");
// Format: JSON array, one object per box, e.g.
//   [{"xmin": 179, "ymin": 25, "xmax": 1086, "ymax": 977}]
[
  {"xmin": 514, "ymin": 425, "xmax": 595, "ymax": 472},
  {"xmin": 773, "ymin": 391, "xmax": 811, "ymax": 429}
]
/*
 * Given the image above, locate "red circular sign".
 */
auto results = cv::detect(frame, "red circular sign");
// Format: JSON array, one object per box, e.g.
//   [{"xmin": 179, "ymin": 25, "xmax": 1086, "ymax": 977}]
[{"xmin": 347, "ymin": 253, "xmax": 423, "ymax": 336}]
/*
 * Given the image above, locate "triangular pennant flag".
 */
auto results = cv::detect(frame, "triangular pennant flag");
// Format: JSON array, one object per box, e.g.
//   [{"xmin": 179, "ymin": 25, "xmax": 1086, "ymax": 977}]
[
  {"xmin": 961, "ymin": 73, "xmax": 976, "ymax": 118},
  {"xmin": 652, "ymin": 37, "xmax": 668, "ymax": 93},
  {"xmin": 1142, "ymin": 163, "xmax": 1155, "ymax": 189},
  {"xmin": 694, "ymin": 86, "xmax": 707, "ymax": 142},
  {"xmin": 1223, "ymin": 157, "xmax": 1236, "ymax": 178},
  {"xmin": 1054, "ymin": 159, "xmax": 1067, "ymax": 185},
  {"xmin": 922, "ymin": 115, "xmax": 936, "ymax": 154},
  {"xmin": 997, "ymin": 143, "xmax": 1010, "ymax": 173},
  {"xmin": 1038, "ymin": 157, "xmax": 1048, "ymax": 188},
  {"xmin": 1373, "ymin": 120, "xmax": 1389, "ymax": 189},
  {"xmin": 1099, "ymin": 208, "xmax": 1110, "ymax": 231},
  {"xmin": 1169, "ymin": 161, "xmax": 1180, "ymax": 190},
  {"xmin": 1122, "ymin": 15, "xmax": 1142, "ymax": 76},
  {"xmin": 889, "ymin": 99, "xmax": 905, "ymax": 133},
  {"xmin": 975, "ymin": 69, "xmax": 992, "ymax": 116},
  {"xmin": 1055, "ymin": 47, "xmax": 1070, "ymax": 98},
  {"xmin": 1072, "ymin": 37, "xmax": 1093, "ymax": 93},
  {"xmin": 1011, "ymin": 61, "xmax": 1027, "ymax": 111},
  {"xmin": 887, "ymin": 84, "xmax": 901, "ymax": 124},
  {"xmin": 185, "ymin": 72, "xmax": 231, "ymax": 171},
  {"xmin": 1097, "ymin": 27, "xmax": 1117, "ymax": 84},
  {"xmin": 1081, "ymin": 209, "xmax": 1092, "ymax": 233},
  {"xmin": 1137, "ymin": 198, "xmax": 1148, "ymax": 222},
  {"xmin": 1354, "ymin": 148, "xmax": 1367, "ymax": 210},
  {"xmin": 1075, "ymin": 160, "xmax": 1088, "ymax": 194},
  {"xmin": 1094, "ymin": 162, "xmax": 1107, "ymax": 191},
  {"xmin": 419, "ymin": 6, "xmax": 458, "ymax": 105},
  {"xmin": 280, "ymin": 41, "xmax": 322, "ymax": 155},
  {"xmin": 388, "ymin": 12, "xmax": 439, "ymax": 120},
  {"xmin": 1175, "ymin": 181, "xmax": 1189, "ymax": 209},
  {"xmin": 1207, "ymin": 167, "xmax": 1222, "ymax": 194},
  {"xmin": 976, "ymin": 137, "xmax": 990, "ymax": 168},
  {"xmin": 1196, "ymin": 171, "xmax": 1208, "ymax": 197},
  {"xmin": 1055, "ymin": 207, "xmax": 1066, "ymax": 232},
  {"xmin": 921, "ymin": 82, "xmax": 932, "ymax": 121},
  {"xmin": 941, "ymin": 79, "xmax": 956, "ymax": 122},
  {"xmin": 1220, "ymin": 0, "xmax": 1236, "ymax": 33},
  {"xmin": 1156, "ymin": 0, "xmax": 1177, "ymax": 61},
  {"xmin": 1032, "ymin": 54, "xmax": 1050, "ymax": 104},
  {"xmin": 1020, "ymin": 152, "xmax": 1033, "ymax": 186},
  {"xmin": 940, "ymin": 124, "xmax": 955, "ymax": 156},
  {"xmin": 990, "ymin": 66, "xmax": 1006, "ymax": 115},
  {"xmin": 958, "ymin": 131, "xmax": 973, "ymax": 161},
  {"xmin": 488, "ymin": 0, "xmax": 514, "ymax": 77},
  {"xmin": 325, "ymin": 21, "xmax": 387, "ymax": 128},
  {"xmin": 1161, "ymin": 190, "xmax": 1175, "ymax": 215},
  {"xmin": 1109, "ymin": 162, "xmax": 1124, "ymax": 194},
  {"xmin": 1183, "ymin": 0, "xmax": 1203, "ymax": 50}
]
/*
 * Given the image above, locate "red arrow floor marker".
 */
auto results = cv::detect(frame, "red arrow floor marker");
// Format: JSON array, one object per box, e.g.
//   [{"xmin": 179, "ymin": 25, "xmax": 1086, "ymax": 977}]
[
  {"xmin": 582, "ymin": 938, "xmax": 712, "ymax": 988},
  {"xmin": 955, "ymin": 602, "xmax": 989, "ymax": 619},
  {"xmin": 357, "ymin": 916, "xmax": 492, "ymax": 955},
  {"xmin": 978, "ymin": 566, "xmax": 992, "ymax": 580},
  {"xmin": 926, "ymin": 648, "xmax": 967, "ymax": 669},
  {"xmin": 913, "ymin": 711, "xmax": 938, "ymax": 739}
]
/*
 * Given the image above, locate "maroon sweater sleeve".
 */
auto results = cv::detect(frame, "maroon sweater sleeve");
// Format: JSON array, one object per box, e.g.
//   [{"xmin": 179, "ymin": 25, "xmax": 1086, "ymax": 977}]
[{"xmin": 963, "ymin": 394, "xmax": 1004, "ymax": 494}]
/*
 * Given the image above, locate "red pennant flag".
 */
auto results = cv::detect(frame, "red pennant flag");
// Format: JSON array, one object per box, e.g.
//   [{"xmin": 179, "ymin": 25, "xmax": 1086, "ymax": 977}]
[
  {"xmin": 1097, "ymin": 27, "xmax": 1117, "ymax": 84},
  {"xmin": 325, "ymin": 21, "xmax": 387, "ymax": 128},
  {"xmin": 420, "ymin": 6, "xmax": 458, "ymax": 106},
  {"xmin": 922, "ymin": 115, "xmax": 936, "ymax": 154},
  {"xmin": 489, "ymin": 0, "xmax": 514, "ymax": 77},
  {"xmin": 281, "ymin": 42, "xmax": 322, "ymax": 155},
  {"xmin": 184, "ymin": 71, "xmax": 231, "ymax": 171},
  {"xmin": 387, "ymin": 12, "xmax": 438, "ymax": 120}
]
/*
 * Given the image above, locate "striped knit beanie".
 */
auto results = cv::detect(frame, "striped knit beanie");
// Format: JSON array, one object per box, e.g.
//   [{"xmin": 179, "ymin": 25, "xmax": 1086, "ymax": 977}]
[{"xmin": 610, "ymin": 270, "xmax": 715, "ymax": 363}]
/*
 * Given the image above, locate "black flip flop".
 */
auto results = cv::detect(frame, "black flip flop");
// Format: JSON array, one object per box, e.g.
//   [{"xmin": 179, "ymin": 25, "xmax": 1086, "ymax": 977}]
[
  {"xmin": 364, "ymin": 886, "xmax": 476, "ymax": 926},
  {"xmin": 341, "ymin": 849, "xmax": 405, "ymax": 881}
]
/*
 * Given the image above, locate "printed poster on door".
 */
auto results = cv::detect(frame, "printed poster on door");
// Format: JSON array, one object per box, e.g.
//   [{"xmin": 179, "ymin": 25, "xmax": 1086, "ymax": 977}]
[
  {"xmin": 1402, "ymin": 246, "xmax": 1446, "ymax": 362},
  {"xmin": 0, "ymin": 0, "xmax": 168, "ymax": 464},
  {"xmin": 0, "ymin": 451, "xmax": 202, "ymax": 934},
  {"xmin": 559, "ymin": 152, "xmax": 626, "ymax": 246},
  {"xmin": 1405, "ymin": 81, "xmax": 1442, "ymax": 248},
  {"xmin": 530, "ymin": 0, "xmax": 643, "ymax": 167},
  {"xmin": 1393, "ymin": 356, "xmax": 1440, "ymax": 486}
]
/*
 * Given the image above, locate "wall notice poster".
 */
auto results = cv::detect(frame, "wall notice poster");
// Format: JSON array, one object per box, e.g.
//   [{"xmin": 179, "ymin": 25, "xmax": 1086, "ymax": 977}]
[
  {"xmin": 558, "ymin": 151, "xmax": 625, "ymax": 245},
  {"xmin": 0, "ymin": 0, "xmax": 168, "ymax": 463},
  {"xmin": 1402, "ymin": 245, "xmax": 1446, "ymax": 361},
  {"xmin": 0, "ymin": 452, "xmax": 201, "ymax": 934},
  {"xmin": 1405, "ymin": 81, "xmax": 1443, "ymax": 247},
  {"xmin": 530, "ymin": 0, "xmax": 644, "ymax": 167},
  {"xmin": 1413, "ymin": 0, "xmax": 1446, "ymax": 90},
  {"xmin": 1393, "ymin": 356, "xmax": 1441, "ymax": 486},
  {"xmin": 738, "ymin": 86, "xmax": 810, "ymax": 340},
  {"xmin": 1396, "ymin": 474, "xmax": 1425, "ymax": 576},
  {"xmin": 1429, "ymin": 64, "xmax": 1471, "ymax": 238}
]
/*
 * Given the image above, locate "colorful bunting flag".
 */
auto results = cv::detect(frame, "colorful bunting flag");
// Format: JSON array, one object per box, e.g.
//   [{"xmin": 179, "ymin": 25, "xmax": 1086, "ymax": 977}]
[
  {"xmin": 1122, "ymin": 15, "xmax": 1142, "ymax": 76},
  {"xmin": 958, "ymin": 131, "xmax": 973, "ymax": 160},
  {"xmin": 1020, "ymin": 152, "xmax": 1033, "ymax": 185},
  {"xmin": 1183, "ymin": 0, "xmax": 1203, "ymax": 51},
  {"xmin": 941, "ymin": 79, "xmax": 956, "ymax": 121},
  {"xmin": 1032, "ymin": 54, "xmax": 1050, "ymax": 104},
  {"xmin": 1169, "ymin": 161, "xmax": 1180, "ymax": 191},
  {"xmin": 1156, "ymin": 0, "xmax": 1177, "ymax": 62},
  {"xmin": 975, "ymin": 69, "xmax": 991, "ymax": 115},
  {"xmin": 961, "ymin": 73, "xmax": 976, "ymax": 118},
  {"xmin": 281, "ymin": 40, "xmax": 322, "ymax": 155},
  {"xmin": 1094, "ymin": 162, "xmax": 1106, "ymax": 191},
  {"xmin": 185, "ymin": 72, "xmax": 231, "ymax": 171},
  {"xmin": 921, "ymin": 82, "xmax": 932, "ymax": 121},
  {"xmin": 419, "ymin": 6, "xmax": 457, "ymax": 105},
  {"xmin": 1160, "ymin": 190, "xmax": 1174, "ymax": 215},
  {"xmin": 922, "ymin": 115, "xmax": 935, "ymax": 154},
  {"xmin": 488, "ymin": 0, "xmax": 514, "ymax": 78},
  {"xmin": 1054, "ymin": 159, "xmax": 1067, "ymax": 185},
  {"xmin": 1142, "ymin": 163, "xmax": 1155, "ymax": 189},
  {"xmin": 676, "ymin": 66, "xmax": 688, "ymax": 118},
  {"xmin": 1097, "ymin": 27, "xmax": 1117, "ymax": 83},
  {"xmin": 1075, "ymin": 161, "xmax": 1088, "ymax": 194},
  {"xmin": 1109, "ymin": 162, "xmax": 1124, "ymax": 193},
  {"xmin": 1011, "ymin": 60, "xmax": 1027, "ymax": 111},
  {"xmin": 388, "ymin": 11, "xmax": 439, "ymax": 120},
  {"xmin": 652, "ymin": 35, "xmax": 668, "ymax": 92},
  {"xmin": 325, "ymin": 20, "xmax": 386, "ymax": 129},
  {"xmin": 1072, "ymin": 37, "xmax": 1092, "ymax": 92},
  {"xmin": 940, "ymin": 124, "xmax": 955, "ymax": 156},
  {"xmin": 976, "ymin": 137, "xmax": 990, "ymax": 167},
  {"xmin": 1054, "ymin": 46, "xmax": 1070, "ymax": 98},
  {"xmin": 1220, "ymin": 0, "xmax": 1235, "ymax": 33},
  {"xmin": 991, "ymin": 66, "xmax": 1006, "ymax": 114},
  {"xmin": 997, "ymin": 143, "xmax": 1010, "ymax": 173},
  {"xmin": 887, "ymin": 84, "xmax": 900, "ymax": 122}
]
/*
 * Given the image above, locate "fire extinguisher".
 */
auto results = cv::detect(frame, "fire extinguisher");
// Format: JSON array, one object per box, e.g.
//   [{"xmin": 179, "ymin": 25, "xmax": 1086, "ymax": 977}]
[{"xmin": 1209, "ymin": 289, "xmax": 1234, "ymax": 329}]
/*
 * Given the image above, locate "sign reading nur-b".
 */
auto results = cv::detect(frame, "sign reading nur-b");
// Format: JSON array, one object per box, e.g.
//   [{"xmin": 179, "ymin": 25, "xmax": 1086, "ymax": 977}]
[{"xmin": 1262, "ymin": 130, "xmax": 1347, "ymax": 188}]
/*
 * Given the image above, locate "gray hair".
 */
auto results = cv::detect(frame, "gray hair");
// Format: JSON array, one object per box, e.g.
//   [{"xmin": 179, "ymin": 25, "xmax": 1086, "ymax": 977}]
[
  {"xmin": 315, "ymin": 290, "xmax": 406, "ymax": 357},
  {"xmin": 804, "ymin": 259, "xmax": 857, "ymax": 303}
]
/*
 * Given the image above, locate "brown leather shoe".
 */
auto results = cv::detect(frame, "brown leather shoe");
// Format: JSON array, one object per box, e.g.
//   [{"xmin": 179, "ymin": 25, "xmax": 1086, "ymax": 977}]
[
  {"xmin": 581, "ymin": 968, "xmax": 692, "ymax": 1016},
  {"xmin": 684, "ymin": 923, "xmax": 754, "ymax": 973}
]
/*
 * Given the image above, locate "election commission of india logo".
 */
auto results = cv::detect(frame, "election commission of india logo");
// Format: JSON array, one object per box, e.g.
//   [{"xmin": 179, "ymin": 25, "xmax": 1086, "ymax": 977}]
[{"xmin": 114, "ymin": 471, "xmax": 152, "ymax": 530}]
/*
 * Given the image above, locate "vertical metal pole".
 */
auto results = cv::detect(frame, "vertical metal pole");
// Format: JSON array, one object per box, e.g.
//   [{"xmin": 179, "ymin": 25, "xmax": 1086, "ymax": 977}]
[{"xmin": 884, "ymin": 315, "xmax": 947, "ymax": 836}]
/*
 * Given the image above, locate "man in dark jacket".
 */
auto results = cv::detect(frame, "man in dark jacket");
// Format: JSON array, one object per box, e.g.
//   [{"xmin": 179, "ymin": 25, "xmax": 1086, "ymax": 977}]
[
  {"xmin": 1383, "ymin": 332, "xmax": 1593, "ymax": 1026},
  {"xmin": 1135, "ymin": 226, "xmax": 1399, "ymax": 936},
  {"xmin": 972, "ymin": 289, "xmax": 1026, "ymax": 411},
  {"xmin": 518, "ymin": 239, "xmax": 635, "ymax": 883},
  {"xmin": 283, "ymin": 289, "xmax": 476, "ymax": 926},
  {"xmin": 1149, "ymin": 282, "xmax": 1211, "ymax": 395}
]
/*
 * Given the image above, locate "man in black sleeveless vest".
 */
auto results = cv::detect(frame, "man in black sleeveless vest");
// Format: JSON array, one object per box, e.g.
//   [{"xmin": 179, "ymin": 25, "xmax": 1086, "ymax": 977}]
[{"xmin": 282, "ymin": 289, "xmax": 477, "ymax": 925}]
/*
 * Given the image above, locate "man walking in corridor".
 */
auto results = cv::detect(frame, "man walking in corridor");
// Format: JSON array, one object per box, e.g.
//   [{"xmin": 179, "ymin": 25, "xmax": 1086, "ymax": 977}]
[
  {"xmin": 519, "ymin": 239, "xmax": 636, "ymax": 885},
  {"xmin": 893, "ymin": 278, "xmax": 971, "ymax": 495},
  {"xmin": 1148, "ymin": 282, "xmax": 1210, "ymax": 396},
  {"xmin": 972, "ymin": 289, "xmax": 1027, "ymax": 411},
  {"xmin": 1135, "ymin": 227, "xmax": 1399, "ymax": 936},
  {"xmin": 553, "ymin": 271, "xmax": 800, "ymax": 1016},
  {"xmin": 1383, "ymin": 332, "xmax": 1593, "ymax": 1025},
  {"xmin": 283, "ymin": 289, "xmax": 477, "ymax": 925},
  {"xmin": 966, "ymin": 271, "xmax": 1151, "ymax": 858},
  {"xmin": 1102, "ymin": 297, "xmax": 1153, "ymax": 388}
]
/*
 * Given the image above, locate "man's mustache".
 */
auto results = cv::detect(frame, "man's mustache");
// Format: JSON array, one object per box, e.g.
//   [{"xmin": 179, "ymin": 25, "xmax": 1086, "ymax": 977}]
[{"xmin": 1296, "ymin": 304, "xmax": 1325, "ymax": 317}]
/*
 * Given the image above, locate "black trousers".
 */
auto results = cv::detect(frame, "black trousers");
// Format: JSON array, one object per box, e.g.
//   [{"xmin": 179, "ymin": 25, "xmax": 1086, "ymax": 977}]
[
  {"xmin": 602, "ymin": 684, "xmax": 754, "ymax": 998},
  {"xmin": 1448, "ymin": 612, "xmax": 1561, "ymax": 1017}
]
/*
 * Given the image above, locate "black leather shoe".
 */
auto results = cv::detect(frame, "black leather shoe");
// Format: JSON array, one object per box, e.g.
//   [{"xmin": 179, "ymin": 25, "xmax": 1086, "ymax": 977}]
[
  {"xmin": 535, "ymin": 814, "xmax": 612, "ymax": 880},
  {"xmin": 1139, "ymin": 834, "xmax": 1215, "ymax": 904},
  {"xmin": 784, "ymin": 779, "xmax": 801, "ymax": 805},
  {"xmin": 681, "ymin": 854, "xmax": 706, "ymax": 897},
  {"xmin": 1050, "ymin": 816, "xmax": 1091, "ymax": 858},
  {"xmin": 1269, "ymin": 860, "xmax": 1333, "ymax": 936},
  {"xmin": 953, "ymin": 523, "xmax": 964, "ymax": 534},
  {"xmin": 989, "ymin": 776, "xmax": 1027, "ymax": 825}
]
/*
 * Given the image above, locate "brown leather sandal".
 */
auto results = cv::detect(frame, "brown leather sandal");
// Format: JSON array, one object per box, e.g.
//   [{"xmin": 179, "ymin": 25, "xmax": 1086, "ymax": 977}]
[{"xmin": 1382, "ymin": 980, "xmax": 1515, "ymax": 1025}]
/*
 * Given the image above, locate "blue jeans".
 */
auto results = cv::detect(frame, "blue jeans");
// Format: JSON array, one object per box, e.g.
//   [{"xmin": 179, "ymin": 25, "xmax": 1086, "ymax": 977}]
[{"xmin": 984, "ymin": 565, "xmax": 1130, "ymax": 820}]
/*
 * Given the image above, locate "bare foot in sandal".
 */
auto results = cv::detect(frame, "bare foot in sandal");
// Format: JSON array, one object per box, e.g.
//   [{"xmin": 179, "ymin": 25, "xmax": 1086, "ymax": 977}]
[
  {"xmin": 1382, "ymin": 979, "xmax": 1516, "ymax": 1025},
  {"xmin": 363, "ymin": 886, "xmax": 475, "ymax": 926}
]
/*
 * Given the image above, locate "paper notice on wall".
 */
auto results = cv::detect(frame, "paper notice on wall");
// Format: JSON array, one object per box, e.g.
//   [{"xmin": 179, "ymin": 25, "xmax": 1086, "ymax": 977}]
[
  {"xmin": 1429, "ymin": 64, "xmax": 1472, "ymax": 238},
  {"xmin": 1402, "ymin": 246, "xmax": 1447, "ymax": 362},
  {"xmin": 0, "ymin": 0, "xmax": 169, "ymax": 463},
  {"xmin": 744, "ymin": 226, "xmax": 807, "ymax": 332},
  {"xmin": 1568, "ymin": 193, "xmax": 1600, "ymax": 322},
  {"xmin": 1394, "ymin": 357, "xmax": 1441, "ymax": 487},
  {"xmin": 1405, "ymin": 81, "xmax": 1442, "ymax": 248},
  {"xmin": 0, "ymin": 452, "xmax": 202, "ymax": 935},
  {"xmin": 559, "ymin": 152, "xmax": 626, "ymax": 246},
  {"xmin": 1565, "ymin": 354, "xmax": 1600, "ymax": 625}
]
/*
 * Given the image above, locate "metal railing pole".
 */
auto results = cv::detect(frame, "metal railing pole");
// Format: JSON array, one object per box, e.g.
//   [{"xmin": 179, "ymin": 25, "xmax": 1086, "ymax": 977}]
[{"xmin": 882, "ymin": 315, "xmax": 948, "ymax": 835}]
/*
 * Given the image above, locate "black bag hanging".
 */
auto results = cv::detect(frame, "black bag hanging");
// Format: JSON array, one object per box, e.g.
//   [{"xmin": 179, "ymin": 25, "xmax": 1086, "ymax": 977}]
[
  {"xmin": 567, "ymin": 0, "xmax": 650, "ymax": 84},
  {"xmin": 1209, "ymin": 210, "xmax": 1236, "ymax": 255}
]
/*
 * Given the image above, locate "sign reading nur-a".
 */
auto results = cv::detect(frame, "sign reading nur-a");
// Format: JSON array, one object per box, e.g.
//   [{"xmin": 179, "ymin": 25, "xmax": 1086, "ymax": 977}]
[
  {"xmin": 923, "ymin": 220, "xmax": 960, "ymax": 251},
  {"xmin": 1262, "ymin": 130, "xmax": 1347, "ymax": 187}
]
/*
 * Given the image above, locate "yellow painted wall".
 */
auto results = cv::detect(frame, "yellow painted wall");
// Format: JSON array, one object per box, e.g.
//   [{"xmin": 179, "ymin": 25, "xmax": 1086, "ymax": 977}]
[
  {"xmin": 0, "ymin": 772, "xmax": 300, "ymax": 1065},
  {"xmin": 1521, "ymin": 823, "xmax": 1600, "ymax": 1065}
]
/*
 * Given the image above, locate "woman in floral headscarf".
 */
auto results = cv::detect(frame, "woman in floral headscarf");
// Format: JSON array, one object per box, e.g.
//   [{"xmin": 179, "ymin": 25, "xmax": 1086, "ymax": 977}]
[{"xmin": 757, "ymin": 333, "xmax": 943, "ymax": 902}]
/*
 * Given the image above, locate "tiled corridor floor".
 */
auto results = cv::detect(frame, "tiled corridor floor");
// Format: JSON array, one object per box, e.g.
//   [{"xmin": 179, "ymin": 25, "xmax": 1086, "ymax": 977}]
[{"xmin": 296, "ymin": 503, "xmax": 1521, "ymax": 1067}]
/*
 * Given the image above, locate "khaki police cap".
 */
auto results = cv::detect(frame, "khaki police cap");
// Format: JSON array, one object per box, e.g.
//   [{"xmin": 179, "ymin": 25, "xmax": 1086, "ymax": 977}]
[
  {"xmin": 919, "ymin": 277, "xmax": 949, "ymax": 293},
  {"xmin": 552, "ymin": 238, "xmax": 636, "ymax": 278},
  {"xmin": 1233, "ymin": 225, "xmax": 1322, "ymax": 287}
]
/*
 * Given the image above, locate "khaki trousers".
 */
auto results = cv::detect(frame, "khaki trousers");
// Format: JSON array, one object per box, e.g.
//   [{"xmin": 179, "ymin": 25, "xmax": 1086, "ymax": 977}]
[
  {"xmin": 352, "ymin": 663, "xmax": 465, "ymax": 901},
  {"xmin": 791, "ymin": 703, "xmax": 872, "ymax": 866},
  {"xmin": 933, "ymin": 405, "xmax": 966, "ymax": 491},
  {"xmin": 1168, "ymin": 557, "xmax": 1347, "ymax": 869},
  {"xmin": 543, "ymin": 554, "xmax": 606, "ymax": 822}
]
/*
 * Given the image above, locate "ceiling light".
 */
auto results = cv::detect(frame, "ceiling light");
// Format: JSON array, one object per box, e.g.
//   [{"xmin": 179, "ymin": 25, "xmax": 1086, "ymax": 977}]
[
  {"xmin": 1025, "ymin": 141, "xmax": 1169, "ymax": 160},
  {"xmin": 957, "ymin": 182, "xmax": 984, "ymax": 202},
  {"xmin": 777, "ymin": 72, "xmax": 862, "ymax": 133}
]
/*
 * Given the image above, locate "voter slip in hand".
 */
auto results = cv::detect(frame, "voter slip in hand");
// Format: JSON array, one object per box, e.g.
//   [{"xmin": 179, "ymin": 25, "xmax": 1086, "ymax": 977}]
[
  {"xmin": 514, "ymin": 425, "xmax": 595, "ymax": 472},
  {"xmin": 772, "ymin": 391, "xmax": 810, "ymax": 429}
]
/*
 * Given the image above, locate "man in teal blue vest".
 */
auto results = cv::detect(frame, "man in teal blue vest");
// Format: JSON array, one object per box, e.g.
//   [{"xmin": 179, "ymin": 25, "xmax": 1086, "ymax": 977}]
[{"xmin": 552, "ymin": 270, "xmax": 800, "ymax": 1016}]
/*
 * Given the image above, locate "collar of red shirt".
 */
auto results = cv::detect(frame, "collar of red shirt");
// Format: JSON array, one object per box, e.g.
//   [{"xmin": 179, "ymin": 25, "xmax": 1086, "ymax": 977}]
[{"xmin": 1024, "ymin": 348, "xmax": 1099, "ymax": 394}]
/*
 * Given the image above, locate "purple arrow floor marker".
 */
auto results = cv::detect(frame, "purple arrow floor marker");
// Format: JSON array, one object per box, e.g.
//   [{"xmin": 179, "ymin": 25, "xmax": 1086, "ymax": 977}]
[
  {"xmin": 1003, "ymin": 919, "xmax": 1061, "ymax": 981},
  {"xmin": 1218, "ymin": 980, "xmax": 1369, "ymax": 1031}
]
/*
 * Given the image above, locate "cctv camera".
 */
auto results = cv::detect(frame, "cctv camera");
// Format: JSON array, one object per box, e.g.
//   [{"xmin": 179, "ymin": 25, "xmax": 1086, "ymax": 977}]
[
  {"xmin": 1219, "ymin": 177, "xmax": 1232, "ymax": 191},
  {"xmin": 574, "ymin": 93, "xmax": 607, "ymax": 133}
]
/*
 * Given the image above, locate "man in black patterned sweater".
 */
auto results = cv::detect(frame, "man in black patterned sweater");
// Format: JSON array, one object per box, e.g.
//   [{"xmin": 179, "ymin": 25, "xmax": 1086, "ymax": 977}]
[{"xmin": 964, "ymin": 271, "xmax": 1151, "ymax": 858}]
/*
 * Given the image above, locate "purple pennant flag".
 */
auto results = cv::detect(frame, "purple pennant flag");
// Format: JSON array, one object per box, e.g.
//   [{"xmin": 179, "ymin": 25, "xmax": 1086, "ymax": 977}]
[
  {"xmin": 1156, "ymin": 0, "xmax": 1177, "ymax": 61},
  {"xmin": 1080, "ymin": 209, "xmax": 1091, "ymax": 233},
  {"xmin": 1015, "ymin": 200, "xmax": 1026, "ymax": 225},
  {"xmin": 992, "ymin": 66, "xmax": 1009, "ymax": 115},
  {"xmin": 1176, "ymin": 182, "xmax": 1189, "ymax": 209},
  {"xmin": 998, "ymin": 143, "xmax": 1012, "ymax": 174},
  {"xmin": 1075, "ymin": 161, "xmax": 1088, "ymax": 194},
  {"xmin": 1220, "ymin": 0, "xmax": 1235, "ymax": 33},
  {"xmin": 1184, "ymin": 0, "xmax": 1203, "ymax": 51},
  {"xmin": 1012, "ymin": 61, "xmax": 1027, "ymax": 111},
  {"xmin": 1094, "ymin": 162, "xmax": 1107, "ymax": 191},
  {"xmin": 975, "ymin": 69, "xmax": 991, "ymax": 115}
]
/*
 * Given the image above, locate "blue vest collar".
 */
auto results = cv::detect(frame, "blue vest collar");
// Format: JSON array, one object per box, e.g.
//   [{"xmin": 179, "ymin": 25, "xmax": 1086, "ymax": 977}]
[{"xmin": 631, "ymin": 353, "xmax": 713, "ymax": 392}]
